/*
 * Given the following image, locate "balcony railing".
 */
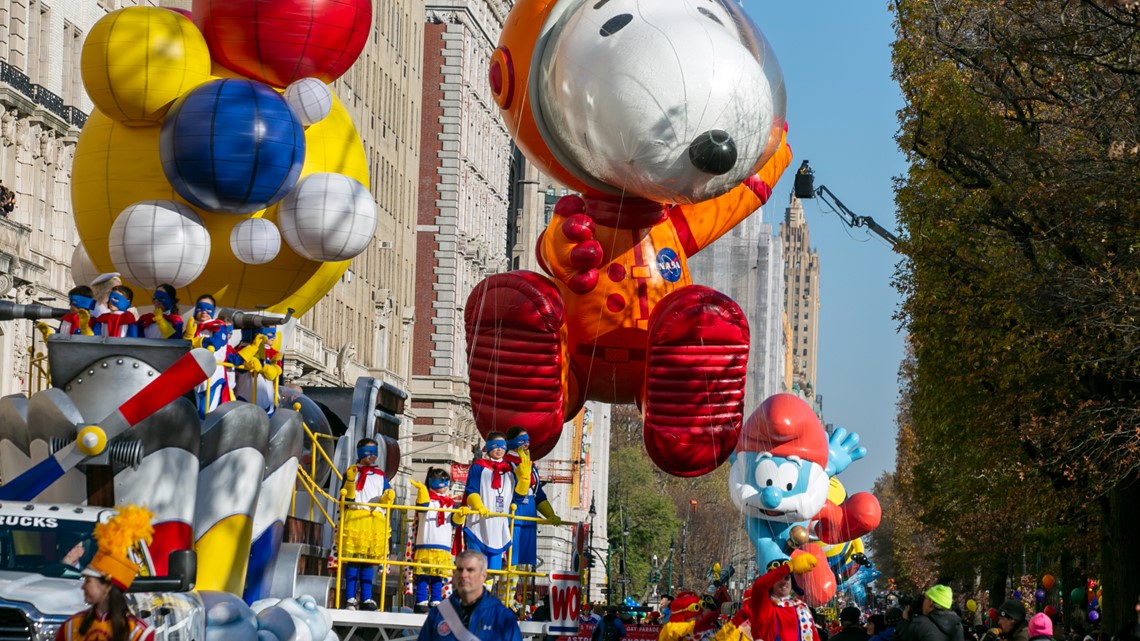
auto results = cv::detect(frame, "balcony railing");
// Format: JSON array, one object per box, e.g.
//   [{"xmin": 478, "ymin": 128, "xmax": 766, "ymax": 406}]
[{"xmin": 0, "ymin": 60, "xmax": 87, "ymax": 128}]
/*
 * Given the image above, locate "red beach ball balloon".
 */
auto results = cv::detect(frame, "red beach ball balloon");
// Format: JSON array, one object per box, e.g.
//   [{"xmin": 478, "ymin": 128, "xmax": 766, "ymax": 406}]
[{"xmin": 193, "ymin": 0, "xmax": 372, "ymax": 87}]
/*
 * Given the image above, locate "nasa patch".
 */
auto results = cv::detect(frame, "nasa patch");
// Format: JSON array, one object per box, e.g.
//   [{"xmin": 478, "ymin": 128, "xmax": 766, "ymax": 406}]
[
  {"xmin": 437, "ymin": 620, "xmax": 451, "ymax": 636},
  {"xmin": 656, "ymin": 248, "xmax": 682, "ymax": 282}
]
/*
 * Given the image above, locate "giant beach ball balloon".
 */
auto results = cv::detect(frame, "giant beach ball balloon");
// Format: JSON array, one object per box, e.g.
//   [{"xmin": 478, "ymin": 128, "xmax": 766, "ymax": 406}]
[
  {"xmin": 277, "ymin": 173, "xmax": 376, "ymax": 262},
  {"xmin": 109, "ymin": 200, "xmax": 211, "ymax": 288},
  {"xmin": 81, "ymin": 7, "xmax": 212, "ymax": 125},
  {"xmin": 193, "ymin": 0, "xmax": 372, "ymax": 87},
  {"xmin": 160, "ymin": 79, "xmax": 305, "ymax": 214},
  {"xmin": 230, "ymin": 218, "xmax": 281, "ymax": 265},
  {"xmin": 285, "ymin": 78, "xmax": 333, "ymax": 126},
  {"xmin": 71, "ymin": 243, "xmax": 99, "ymax": 288}
]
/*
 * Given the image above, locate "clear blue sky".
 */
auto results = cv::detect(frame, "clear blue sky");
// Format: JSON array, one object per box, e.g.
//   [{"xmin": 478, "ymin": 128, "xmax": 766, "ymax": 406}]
[{"xmin": 743, "ymin": 1, "xmax": 907, "ymax": 495}]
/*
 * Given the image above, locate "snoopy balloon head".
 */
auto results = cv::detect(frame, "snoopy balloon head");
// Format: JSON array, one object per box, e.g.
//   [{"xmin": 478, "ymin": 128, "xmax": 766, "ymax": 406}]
[{"xmin": 491, "ymin": 0, "xmax": 786, "ymax": 206}]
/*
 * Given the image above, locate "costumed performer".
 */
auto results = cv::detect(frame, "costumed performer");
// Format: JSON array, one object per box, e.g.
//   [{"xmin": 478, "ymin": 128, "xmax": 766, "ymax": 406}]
[
  {"xmin": 748, "ymin": 553, "xmax": 821, "ymax": 641},
  {"xmin": 47, "ymin": 285, "xmax": 97, "ymax": 336},
  {"xmin": 462, "ymin": 431, "xmax": 531, "ymax": 579},
  {"xmin": 183, "ymin": 294, "xmax": 239, "ymax": 417},
  {"xmin": 339, "ymin": 437, "xmax": 395, "ymax": 611},
  {"xmin": 234, "ymin": 325, "xmax": 284, "ymax": 414},
  {"xmin": 55, "ymin": 504, "xmax": 155, "ymax": 641},
  {"xmin": 135, "ymin": 284, "xmax": 184, "ymax": 339},
  {"xmin": 410, "ymin": 467, "xmax": 465, "ymax": 613},
  {"xmin": 504, "ymin": 427, "xmax": 560, "ymax": 593},
  {"xmin": 93, "ymin": 285, "xmax": 138, "ymax": 337}
]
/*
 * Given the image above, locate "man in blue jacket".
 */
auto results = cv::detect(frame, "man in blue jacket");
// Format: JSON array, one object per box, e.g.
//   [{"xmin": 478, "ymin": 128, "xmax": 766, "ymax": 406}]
[{"xmin": 419, "ymin": 549, "xmax": 522, "ymax": 641}]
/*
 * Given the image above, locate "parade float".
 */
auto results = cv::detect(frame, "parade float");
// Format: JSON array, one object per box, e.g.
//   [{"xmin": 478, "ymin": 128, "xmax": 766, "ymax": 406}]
[{"xmin": 0, "ymin": 1, "xmax": 393, "ymax": 639}]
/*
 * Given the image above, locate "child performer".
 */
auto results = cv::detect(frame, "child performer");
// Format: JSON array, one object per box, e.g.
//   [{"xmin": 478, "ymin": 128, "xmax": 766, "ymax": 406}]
[
  {"xmin": 135, "ymin": 284, "xmax": 184, "ymax": 339},
  {"xmin": 184, "ymin": 295, "xmax": 239, "ymax": 417},
  {"xmin": 234, "ymin": 326, "xmax": 284, "ymax": 415},
  {"xmin": 462, "ymin": 432, "xmax": 531, "ymax": 578},
  {"xmin": 93, "ymin": 285, "xmax": 138, "ymax": 337},
  {"xmin": 340, "ymin": 438, "xmax": 394, "ymax": 611},
  {"xmin": 409, "ymin": 468, "xmax": 465, "ymax": 613},
  {"xmin": 55, "ymin": 286, "xmax": 97, "ymax": 335}
]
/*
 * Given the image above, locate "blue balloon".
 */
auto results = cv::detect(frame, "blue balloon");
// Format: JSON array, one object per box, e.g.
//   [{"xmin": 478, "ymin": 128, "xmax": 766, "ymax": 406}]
[
  {"xmin": 1035, "ymin": 588, "xmax": 1046, "ymax": 603},
  {"xmin": 161, "ymin": 79, "xmax": 305, "ymax": 214}
]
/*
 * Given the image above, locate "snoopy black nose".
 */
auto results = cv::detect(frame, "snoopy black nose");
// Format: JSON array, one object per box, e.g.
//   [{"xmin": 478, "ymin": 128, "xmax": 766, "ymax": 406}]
[{"xmin": 688, "ymin": 129, "xmax": 738, "ymax": 175}]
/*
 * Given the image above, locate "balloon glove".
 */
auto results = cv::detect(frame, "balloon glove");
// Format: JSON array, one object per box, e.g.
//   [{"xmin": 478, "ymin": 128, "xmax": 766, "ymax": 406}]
[{"xmin": 786, "ymin": 553, "xmax": 817, "ymax": 575}]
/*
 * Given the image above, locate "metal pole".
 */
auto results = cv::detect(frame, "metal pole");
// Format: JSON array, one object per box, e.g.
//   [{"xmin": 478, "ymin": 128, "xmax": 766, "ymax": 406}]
[
  {"xmin": 667, "ymin": 536, "xmax": 675, "ymax": 594},
  {"xmin": 679, "ymin": 520, "xmax": 687, "ymax": 589},
  {"xmin": 621, "ymin": 508, "xmax": 629, "ymax": 603}
]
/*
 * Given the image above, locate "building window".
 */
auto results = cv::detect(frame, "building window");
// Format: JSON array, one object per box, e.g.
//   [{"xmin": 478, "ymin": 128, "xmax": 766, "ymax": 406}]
[
  {"xmin": 62, "ymin": 22, "xmax": 84, "ymax": 105},
  {"xmin": 28, "ymin": 0, "xmax": 52, "ymax": 84}
]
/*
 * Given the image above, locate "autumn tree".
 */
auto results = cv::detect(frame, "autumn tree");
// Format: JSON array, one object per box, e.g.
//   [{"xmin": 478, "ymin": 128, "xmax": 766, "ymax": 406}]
[{"xmin": 893, "ymin": 0, "xmax": 1140, "ymax": 631}]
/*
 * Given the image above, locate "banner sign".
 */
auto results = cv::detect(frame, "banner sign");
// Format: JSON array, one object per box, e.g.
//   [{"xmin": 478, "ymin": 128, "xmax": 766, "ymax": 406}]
[
  {"xmin": 549, "ymin": 572, "xmax": 582, "ymax": 635},
  {"xmin": 568, "ymin": 623, "xmax": 662, "ymax": 640}
]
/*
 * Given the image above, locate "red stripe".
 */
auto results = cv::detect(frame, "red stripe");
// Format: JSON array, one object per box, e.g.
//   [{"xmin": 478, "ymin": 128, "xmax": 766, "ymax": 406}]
[
  {"xmin": 632, "ymin": 230, "xmax": 650, "ymax": 321},
  {"xmin": 668, "ymin": 206, "xmax": 699, "ymax": 257},
  {"xmin": 743, "ymin": 175, "xmax": 773, "ymax": 202}
]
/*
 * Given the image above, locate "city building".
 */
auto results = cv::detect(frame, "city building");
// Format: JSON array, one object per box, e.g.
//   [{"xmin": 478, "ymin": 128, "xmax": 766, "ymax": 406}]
[
  {"xmin": 687, "ymin": 209, "xmax": 788, "ymax": 411},
  {"xmin": 779, "ymin": 192, "xmax": 821, "ymax": 402}
]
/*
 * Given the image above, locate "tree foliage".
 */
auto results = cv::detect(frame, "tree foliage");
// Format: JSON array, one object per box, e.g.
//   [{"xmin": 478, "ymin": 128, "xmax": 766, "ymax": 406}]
[{"xmin": 892, "ymin": 0, "xmax": 1140, "ymax": 631}]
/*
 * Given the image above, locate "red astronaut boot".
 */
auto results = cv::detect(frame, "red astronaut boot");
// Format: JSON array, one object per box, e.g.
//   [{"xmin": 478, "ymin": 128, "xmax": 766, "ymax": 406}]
[
  {"xmin": 642, "ymin": 285, "xmax": 748, "ymax": 477},
  {"xmin": 464, "ymin": 271, "xmax": 567, "ymax": 458}
]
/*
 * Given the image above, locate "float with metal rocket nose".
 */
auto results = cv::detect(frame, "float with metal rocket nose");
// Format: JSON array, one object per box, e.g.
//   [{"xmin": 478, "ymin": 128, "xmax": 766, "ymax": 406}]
[{"xmin": 466, "ymin": 0, "xmax": 793, "ymax": 476}]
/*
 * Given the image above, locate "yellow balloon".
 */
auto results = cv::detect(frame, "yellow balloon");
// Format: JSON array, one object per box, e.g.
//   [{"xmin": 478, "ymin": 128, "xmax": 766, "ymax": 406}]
[
  {"xmin": 967, "ymin": 599, "xmax": 978, "ymax": 612},
  {"xmin": 71, "ymin": 87, "xmax": 368, "ymax": 315},
  {"xmin": 827, "ymin": 476, "xmax": 848, "ymax": 505},
  {"xmin": 81, "ymin": 7, "xmax": 211, "ymax": 125}
]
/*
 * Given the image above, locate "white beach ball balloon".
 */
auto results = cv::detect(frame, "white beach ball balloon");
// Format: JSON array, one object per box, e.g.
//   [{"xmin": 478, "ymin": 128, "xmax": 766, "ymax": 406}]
[
  {"xmin": 108, "ymin": 200, "xmax": 211, "ymax": 288},
  {"xmin": 284, "ymin": 78, "xmax": 333, "ymax": 126},
  {"xmin": 71, "ymin": 242, "xmax": 99, "ymax": 288},
  {"xmin": 230, "ymin": 217, "xmax": 282, "ymax": 265},
  {"xmin": 277, "ymin": 173, "xmax": 377, "ymax": 262}
]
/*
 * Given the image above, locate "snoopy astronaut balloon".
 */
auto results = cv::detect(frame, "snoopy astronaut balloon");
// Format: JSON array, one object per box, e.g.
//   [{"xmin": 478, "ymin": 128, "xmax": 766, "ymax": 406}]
[{"xmin": 466, "ymin": 0, "xmax": 792, "ymax": 475}]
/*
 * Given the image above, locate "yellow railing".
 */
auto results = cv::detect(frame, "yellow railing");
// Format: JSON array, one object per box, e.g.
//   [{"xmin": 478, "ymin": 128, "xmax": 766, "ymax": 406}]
[
  {"xmin": 291, "ymin": 414, "xmax": 569, "ymax": 613},
  {"xmin": 332, "ymin": 497, "xmax": 564, "ymax": 612}
]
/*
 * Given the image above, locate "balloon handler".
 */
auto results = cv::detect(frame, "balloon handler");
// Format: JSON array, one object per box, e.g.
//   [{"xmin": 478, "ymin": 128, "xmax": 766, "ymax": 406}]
[
  {"xmin": 409, "ymin": 468, "xmax": 466, "ymax": 613},
  {"xmin": 56, "ymin": 505, "xmax": 156, "ymax": 641},
  {"xmin": 339, "ymin": 438, "xmax": 395, "ymax": 611},
  {"xmin": 461, "ymin": 431, "xmax": 532, "ymax": 585}
]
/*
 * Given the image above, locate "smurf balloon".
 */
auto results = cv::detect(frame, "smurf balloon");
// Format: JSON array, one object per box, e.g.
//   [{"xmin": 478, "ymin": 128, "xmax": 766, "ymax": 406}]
[{"xmin": 728, "ymin": 393, "xmax": 882, "ymax": 606}]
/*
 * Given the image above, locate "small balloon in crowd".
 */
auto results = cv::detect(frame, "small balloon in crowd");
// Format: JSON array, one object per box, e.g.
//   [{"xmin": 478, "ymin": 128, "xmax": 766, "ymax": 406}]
[
  {"xmin": 987, "ymin": 608, "xmax": 998, "ymax": 622},
  {"xmin": 966, "ymin": 599, "xmax": 977, "ymax": 612},
  {"xmin": 1071, "ymin": 588, "xmax": 1085, "ymax": 603},
  {"xmin": 1088, "ymin": 610, "xmax": 1099, "ymax": 622},
  {"xmin": 1013, "ymin": 590, "xmax": 1022, "ymax": 599},
  {"xmin": 1043, "ymin": 605, "xmax": 1056, "ymax": 617},
  {"xmin": 1042, "ymin": 574, "xmax": 1055, "ymax": 590},
  {"xmin": 1035, "ymin": 588, "xmax": 1046, "ymax": 603}
]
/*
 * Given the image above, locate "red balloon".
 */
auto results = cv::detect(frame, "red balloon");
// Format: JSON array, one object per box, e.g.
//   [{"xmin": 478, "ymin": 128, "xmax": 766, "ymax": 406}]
[
  {"xmin": 1044, "ymin": 605, "xmax": 1056, "ymax": 617},
  {"xmin": 795, "ymin": 543, "xmax": 837, "ymax": 607},
  {"xmin": 193, "ymin": 0, "xmax": 372, "ymax": 87},
  {"xmin": 1042, "ymin": 574, "xmax": 1055, "ymax": 590},
  {"xmin": 987, "ymin": 608, "xmax": 998, "ymax": 622}
]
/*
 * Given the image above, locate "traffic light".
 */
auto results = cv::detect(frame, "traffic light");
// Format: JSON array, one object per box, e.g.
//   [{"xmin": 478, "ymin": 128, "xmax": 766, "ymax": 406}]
[{"xmin": 584, "ymin": 551, "xmax": 596, "ymax": 568}]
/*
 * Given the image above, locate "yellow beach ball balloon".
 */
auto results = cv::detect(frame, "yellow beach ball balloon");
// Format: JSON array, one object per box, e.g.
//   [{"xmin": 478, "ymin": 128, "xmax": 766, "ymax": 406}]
[
  {"xmin": 72, "ymin": 86, "xmax": 368, "ymax": 315},
  {"xmin": 81, "ymin": 7, "xmax": 211, "ymax": 125}
]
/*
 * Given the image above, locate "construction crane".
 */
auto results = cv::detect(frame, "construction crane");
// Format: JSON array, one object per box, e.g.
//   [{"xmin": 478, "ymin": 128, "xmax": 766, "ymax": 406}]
[{"xmin": 793, "ymin": 160, "xmax": 899, "ymax": 247}]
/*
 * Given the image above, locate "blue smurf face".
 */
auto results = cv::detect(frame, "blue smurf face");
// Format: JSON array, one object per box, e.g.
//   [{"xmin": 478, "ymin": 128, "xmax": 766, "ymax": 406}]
[
  {"xmin": 728, "ymin": 450, "xmax": 830, "ymax": 522},
  {"xmin": 753, "ymin": 455, "xmax": 812, "ymax": 507}
]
